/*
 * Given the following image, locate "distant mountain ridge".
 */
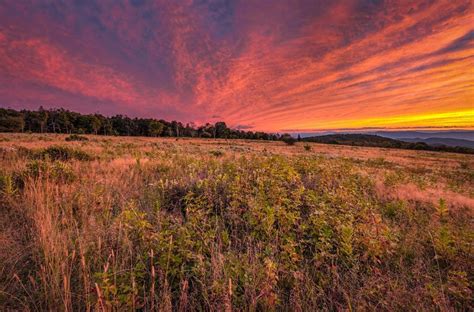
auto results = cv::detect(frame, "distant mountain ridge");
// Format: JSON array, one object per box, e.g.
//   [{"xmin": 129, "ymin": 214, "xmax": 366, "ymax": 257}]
[
  {"xmin": 299, "ymin": 130, "xmax": 474, "ymax": 142},
  {"xmin": 302, "ymin": 133, "xmax": 474, "ymax": 154},
  {"xmin": 399, "ymin": 137, "xmax": 474, "ymax": 149},
  {"xmin": 373, "ymin": 130, "xmax": 474, "ymax": 141}
]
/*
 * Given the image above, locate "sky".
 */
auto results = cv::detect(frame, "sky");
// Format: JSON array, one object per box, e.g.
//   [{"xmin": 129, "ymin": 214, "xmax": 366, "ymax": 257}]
[{"xmin": 0, "ymin": 0, "xmax": 473, "ymax": 132}]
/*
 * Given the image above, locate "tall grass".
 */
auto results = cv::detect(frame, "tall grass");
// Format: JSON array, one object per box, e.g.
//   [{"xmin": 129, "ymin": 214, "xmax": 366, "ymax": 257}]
[{"xmin": 0, "ymin": 134, "xmax": 472, "ymax": 310}]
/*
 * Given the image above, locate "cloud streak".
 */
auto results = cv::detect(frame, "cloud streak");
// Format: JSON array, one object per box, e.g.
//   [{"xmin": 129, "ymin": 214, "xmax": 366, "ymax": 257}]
[{"xmin": 0, "ymin": 0, "xmax": 472, "ymax": 131}]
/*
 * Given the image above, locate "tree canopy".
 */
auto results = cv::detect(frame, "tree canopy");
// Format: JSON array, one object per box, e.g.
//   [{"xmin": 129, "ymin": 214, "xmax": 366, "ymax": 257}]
[{"xmin": 0, "ymin": 107, "xmax": 280, "ymax": 141}]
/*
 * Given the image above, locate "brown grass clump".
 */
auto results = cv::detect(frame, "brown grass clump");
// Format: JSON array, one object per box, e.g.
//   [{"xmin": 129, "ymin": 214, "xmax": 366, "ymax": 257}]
[
  {"xmin": 375, "ymin": 181, "xmax": 474, "ymax": 210},
  {"xmin": 0, "ymin": 133, "xmax": 472, "ymax": 311}
]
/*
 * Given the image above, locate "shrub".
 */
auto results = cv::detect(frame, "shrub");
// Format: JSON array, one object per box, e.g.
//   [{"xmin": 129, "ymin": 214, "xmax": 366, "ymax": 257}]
[
  {"xmin": 210, "ymin": 150, "xmax": 224, "ymax": 157},
  {"xmin": 65, "ymin": 134, "xmax": 89, "ymax": 142},
  {"xmin": 1, "ymin": 133, "xmax": 473, "ymax": 311},
  {"xmin": 381, "ymin": 200, "xmax": 407, "ymax": 221},
  {"xmin": 367, "ymin": 157, "xmax": 391, "ymax": 168},
  {"xmin": 281, "ymin": 134, "xmax": 296, "ymax": 146},
  {"xmin": 24, "ymin": 160, "xmax": 76, "ymax": 182},
  {"xmin": 303, "ymin": 144, "xmax": 311, "ymax": 151},
  {"xmin": 34, "ymin": 146, "xmax": 93, "ymax": 161}
]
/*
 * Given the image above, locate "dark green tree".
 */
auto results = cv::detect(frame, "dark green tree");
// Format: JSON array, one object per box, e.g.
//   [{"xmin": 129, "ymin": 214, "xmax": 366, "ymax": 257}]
[
  {"xmin": 214, "ymin": 122, "xmax": 229, "ymax": 138},
  {"xmin": 148, "ymin": 120, "xmax": 164, "ymax": 137}
]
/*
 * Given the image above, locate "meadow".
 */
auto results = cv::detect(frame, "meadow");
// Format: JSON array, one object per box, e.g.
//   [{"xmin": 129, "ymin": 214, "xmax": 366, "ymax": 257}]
[{"xmin": 0, "ymin": 133, "xmax": 472, "ymax": 311}]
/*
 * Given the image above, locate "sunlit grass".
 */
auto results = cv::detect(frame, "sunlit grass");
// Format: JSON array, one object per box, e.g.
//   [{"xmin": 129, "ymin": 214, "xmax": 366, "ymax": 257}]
[{"xmin": 0, "ymin": 133, "xmax": 472, "ymax": 310}]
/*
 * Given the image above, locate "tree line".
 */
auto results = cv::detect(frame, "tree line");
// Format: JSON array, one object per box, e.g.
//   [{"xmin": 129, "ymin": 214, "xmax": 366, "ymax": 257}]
[{"xmin": 0, "ymin": 107, "xmax": 281, "ymax": 140}]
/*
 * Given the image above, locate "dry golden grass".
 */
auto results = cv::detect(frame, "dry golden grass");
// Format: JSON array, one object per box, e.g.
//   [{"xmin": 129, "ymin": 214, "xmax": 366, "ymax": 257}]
[{"xmin": 0, "ymin": 133, "xmax": 472, "ymax": 310}]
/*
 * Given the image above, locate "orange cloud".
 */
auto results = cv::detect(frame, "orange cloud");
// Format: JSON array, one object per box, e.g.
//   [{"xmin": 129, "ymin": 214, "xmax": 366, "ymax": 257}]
[{"xmin": 0, "ymin": 0, "xmax": 472, "ymax": 131}]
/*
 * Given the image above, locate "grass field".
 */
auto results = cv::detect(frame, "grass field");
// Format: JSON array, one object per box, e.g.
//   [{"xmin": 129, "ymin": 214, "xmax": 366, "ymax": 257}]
[{"xmin": 0, "ymin": 133, "xmax": 473, "ymax": 311}]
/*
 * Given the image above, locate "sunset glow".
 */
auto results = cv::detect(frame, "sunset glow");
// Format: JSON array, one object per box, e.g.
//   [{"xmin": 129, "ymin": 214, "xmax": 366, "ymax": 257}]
[{"xmin": 0, "ymin": 0, "xmax": 472, "ymax": 131}]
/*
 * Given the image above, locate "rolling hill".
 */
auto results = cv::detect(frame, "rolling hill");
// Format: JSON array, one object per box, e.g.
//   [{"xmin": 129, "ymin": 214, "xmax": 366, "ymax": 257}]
[
  {"xmin": 399, "ymin": 137, "xmax": 474, "ymax": 149},
  {"xmin": 302, "ymin": 133, "xmax": 474, "ymax": 154}
]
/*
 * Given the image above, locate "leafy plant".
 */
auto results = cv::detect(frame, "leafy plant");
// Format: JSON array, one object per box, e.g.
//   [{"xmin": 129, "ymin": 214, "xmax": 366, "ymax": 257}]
[
  {"xmin": 0, "ymin": 173, "xmax": 16, "ymax": 196},
  {"xmin": 65, "ymin": 134, "xmax": 89, "ymax": 141},
  {"xmin": 34, "ymin": 146, "xmax": 93, "ymax": 161},
  {"xmin": 1, "ymin": 133, "xmax": 472, "ymax": 311},
  {"xmin": 209, "ymin": 150, "xmax": 224, "ymax": 157}
]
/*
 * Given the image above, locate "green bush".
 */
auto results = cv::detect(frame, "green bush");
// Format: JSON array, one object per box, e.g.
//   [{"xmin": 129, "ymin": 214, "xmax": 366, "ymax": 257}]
[
  {"xmin": 65, "ymin": 134, "xmax": 89, "ymax": 141},
  {"xmin": 209, "ymin": 150, "xmax": 224, "ymax": 157},
  {"xmin": 281, "ymin": 135, "xmax": 296, "ymax": 145},
  {"xmin": 24, "ymin": 160, "xmax": 76, "ymax": 182},
  {"xmin": 2, "ymin": 135, "xmax": 473, "ymax": 311},
  {"xmin": 34, "ymin": 146, "xmax": 92, "ymax": 161}
]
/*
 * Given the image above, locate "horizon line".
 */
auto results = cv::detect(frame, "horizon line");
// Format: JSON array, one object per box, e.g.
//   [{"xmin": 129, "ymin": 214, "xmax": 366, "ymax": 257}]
[{"xmin": 3, "ymin": 106, "xmax": 473, "ymax": 134}]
